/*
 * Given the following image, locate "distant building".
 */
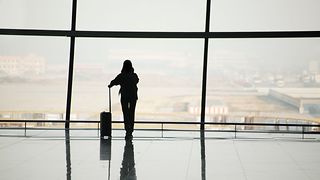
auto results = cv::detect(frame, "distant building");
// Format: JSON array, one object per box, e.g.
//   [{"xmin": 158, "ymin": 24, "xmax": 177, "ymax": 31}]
[
  {"xmin": 269, "ymin": 88, "xmax": 320, "ymax": 114},
  {"xmin": 189, "ymin": 100, "xmax": 229, "ymax": 115},
  {"xmin": 0, "ymin": 54, "xmax": 46, "ymax": 76},
  {"xmin": 309, "ymin": 60, "xmax": 319, "ymax": 73}
]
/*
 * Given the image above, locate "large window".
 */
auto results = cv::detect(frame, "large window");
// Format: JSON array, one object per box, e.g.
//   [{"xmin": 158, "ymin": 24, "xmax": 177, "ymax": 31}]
[
  {"xmin": 0, "ymin": 35, "xmax": 69, "ymax": 122},
  {"xmin": 206, "ymin": 39, "xmax": 320, "ymax": 128},
  {"xmin": 0, "ymin": 0, "xmax": 72, "ymax": 29},
  {"xmin": 77, "ymin": 0, "xmax": 206, "ymax": 31},
  {"xmin": 72, "ymin": 38, "xmax": 203, "ymax": 122},
  {"xmin": 211, "ymin": 0, "xmax": 320, "ymax": 31}
]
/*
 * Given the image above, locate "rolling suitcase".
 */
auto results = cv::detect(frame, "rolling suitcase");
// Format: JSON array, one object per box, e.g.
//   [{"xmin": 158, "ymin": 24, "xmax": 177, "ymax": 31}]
[{"xmin": 100, "ymin": 87, "xmax": 112, "ymax": 138}]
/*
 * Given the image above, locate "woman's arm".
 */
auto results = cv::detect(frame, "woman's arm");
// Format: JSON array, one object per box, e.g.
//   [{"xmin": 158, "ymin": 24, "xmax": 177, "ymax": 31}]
[
  {"xmin": 134, "ymin": 73, "xmax": 139, "ymax": 84},
  {"xmin": 108, "ymin": 74, "xmax": 122, "ymax": 87}
]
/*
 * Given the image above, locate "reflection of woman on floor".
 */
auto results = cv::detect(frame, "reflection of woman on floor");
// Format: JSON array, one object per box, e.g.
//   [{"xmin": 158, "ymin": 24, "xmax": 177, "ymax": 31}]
[
  {"xmin": 120, "ymin": 139, "xmax": 136, "ymax": 180},
  {"xmin": 108, "ymin": 60, "xmax": 139, "ymax": 139}
]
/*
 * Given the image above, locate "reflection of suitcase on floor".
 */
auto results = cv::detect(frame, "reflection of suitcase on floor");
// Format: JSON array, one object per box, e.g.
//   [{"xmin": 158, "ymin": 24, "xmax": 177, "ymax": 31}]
[
  {"xmin": 100, "ymin": 87, "xmax": 112, "ymax": 138},
  {"xmin": 100, "ymin": 138, "xmax": 112, "ymax": 160}
]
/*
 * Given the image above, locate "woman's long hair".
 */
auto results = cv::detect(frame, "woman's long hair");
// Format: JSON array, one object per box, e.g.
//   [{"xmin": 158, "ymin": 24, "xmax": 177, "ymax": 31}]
[{"xmin": 121, "ymin": 60, "xmax": 134, "ymax": 73}]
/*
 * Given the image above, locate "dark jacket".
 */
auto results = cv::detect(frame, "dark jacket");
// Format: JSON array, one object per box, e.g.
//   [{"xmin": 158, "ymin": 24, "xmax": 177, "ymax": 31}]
[{"xmin": 110, "ymin": 72, "xmax": 139, "ymax": 101}]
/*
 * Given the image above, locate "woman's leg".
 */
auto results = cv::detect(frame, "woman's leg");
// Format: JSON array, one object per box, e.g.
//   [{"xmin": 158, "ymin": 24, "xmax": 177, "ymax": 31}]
[
  {"xmin": 128, "ymin": 100, "xmax": 137, "ymax": 135},
  {"xmin": 121, "ymin": 99, "xmax": 130, "ymax": 134}
]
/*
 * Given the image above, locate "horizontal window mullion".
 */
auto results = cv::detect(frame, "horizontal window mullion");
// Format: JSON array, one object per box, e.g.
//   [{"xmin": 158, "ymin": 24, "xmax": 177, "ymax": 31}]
[{"xmin": 1, "ymin": 29, "xmax": 320, "ymax": 38}]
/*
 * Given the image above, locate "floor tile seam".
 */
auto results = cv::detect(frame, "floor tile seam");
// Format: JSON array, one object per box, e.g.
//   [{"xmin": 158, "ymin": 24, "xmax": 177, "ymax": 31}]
[
  {"xmin": 184, "ymin": 139, "xmax": 194, "ymax": 180},
  {"xmin": 275, "ymin": 139, "xmax": 313, "ymax": 180},
  {"xmin": 0, "ymin": 139, "xmax": 62, "ymax": 173},
  {"xmin": 232, "ymin": 140, "xmax": 249, "ymax": 180},
  {"xmin": 0, "ymin": 131, "xmax": 51, "ymax": 150},
  {"xmin": 0, "ymin": 131, "xmax": 50, "ymax": 149},
  {"xmin": 0, "ymin": 137, "xmax": 28, "ymax": 150},
  {"xmin": 133, "ymin": 138, "xmax": 155, "ymax": 167},
  {"xmin": 21, "ymin": 139, "xmax": 63, "ymax": 160}
]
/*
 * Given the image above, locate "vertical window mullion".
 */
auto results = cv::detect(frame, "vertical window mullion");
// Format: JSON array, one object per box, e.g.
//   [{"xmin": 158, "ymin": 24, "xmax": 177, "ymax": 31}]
[
  {"xmin": 65, "ymin": 0, "xmax": 78, "ymax": 128},
  {"xmin": 200, "ymin": 0, "xmax": 212, "ymax": 130}
]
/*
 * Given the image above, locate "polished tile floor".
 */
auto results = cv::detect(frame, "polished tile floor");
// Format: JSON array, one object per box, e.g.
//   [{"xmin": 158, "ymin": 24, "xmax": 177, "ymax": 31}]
[{"xmin": 0, "ymin": 129, "xmax": 320, "ymax": 180}]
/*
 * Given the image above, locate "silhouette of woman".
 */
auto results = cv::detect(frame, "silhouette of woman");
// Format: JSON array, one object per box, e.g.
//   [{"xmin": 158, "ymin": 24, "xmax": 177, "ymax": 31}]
[{"xmin": 108, "ymin": 60, "xmax": 139, "ymax": 139}]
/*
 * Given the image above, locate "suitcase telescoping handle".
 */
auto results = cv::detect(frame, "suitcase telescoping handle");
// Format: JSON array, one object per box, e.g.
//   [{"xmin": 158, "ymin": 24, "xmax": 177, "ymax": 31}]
[{"xmin": 108, "ymin": 87, "xmax": 111, "ymax": 113}]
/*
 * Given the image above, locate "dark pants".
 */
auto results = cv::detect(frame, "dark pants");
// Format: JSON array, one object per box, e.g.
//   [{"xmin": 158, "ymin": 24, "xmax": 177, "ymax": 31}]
[{"xmin": 121, "ymin": 99, "xmax": 137, "ymax": 136}]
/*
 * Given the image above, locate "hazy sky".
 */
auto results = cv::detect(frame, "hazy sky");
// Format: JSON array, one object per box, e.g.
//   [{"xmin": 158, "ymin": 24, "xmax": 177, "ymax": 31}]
[
  {"xmin": 1, "ymin": 0, "xmax": 320, "ymax": 30},
  {"xmin": 1, "ymin": 0, "xmax": 320, "ymax": 72},
  {"xmin": 212, "ymin": 0, "xmax": 320, "ymax": 31}
]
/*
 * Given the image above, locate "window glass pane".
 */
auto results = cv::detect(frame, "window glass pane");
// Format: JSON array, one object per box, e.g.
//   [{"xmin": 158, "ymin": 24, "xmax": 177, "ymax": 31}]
[
  {"xmin": 0, "ymin": 36, "xmax": 69, "ymax": 124},
  {"xmin": 0, "ymin": 0, "xmax": 72, "ymax": 29},
  {"xmin": 207, "ymin": 39, "xmax": 320, "ymax": 128},
  {"xmin": 77, "ymin": 0, "xmax": 206, "ymax": 31},
  {"xmin": 211, "ymin": 0, "xmax": 320, "ymax": 31},
  {"xmin": 72, "ymin": 39, "xmax": 203, "ymax": 125}
]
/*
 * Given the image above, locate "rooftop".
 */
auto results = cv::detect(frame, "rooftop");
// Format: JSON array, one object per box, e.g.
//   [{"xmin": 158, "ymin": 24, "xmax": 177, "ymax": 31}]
[{"xmin": 272, "ymin": 88, "xmax": 320, "ymax": 99}]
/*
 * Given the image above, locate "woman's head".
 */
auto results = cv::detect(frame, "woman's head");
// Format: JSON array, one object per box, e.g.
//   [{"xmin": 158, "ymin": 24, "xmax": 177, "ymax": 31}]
[{"xmin": 121, "ymin": 59, "xmax": 134, "ymax": 73}]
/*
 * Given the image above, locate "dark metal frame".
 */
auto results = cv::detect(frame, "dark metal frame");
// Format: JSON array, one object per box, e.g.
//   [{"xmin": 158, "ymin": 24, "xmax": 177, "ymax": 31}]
[
  {"xmin": 201, "ymin": 0, "xmax": 212, "ymax": 130},
  {"xmin": 1, "ymin": 120, "xmax": 320, "ymax": 139},
  {"xmin": 1, "ymin": 0, "xmax": 320, "ymax": 129},
  {"xmin": 1, "ymin": 29, "xmax": 320, "ymax": 38},
  {"xmin": 65, "ymin": 0, "xmax": 78, "ymax": 128}
]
